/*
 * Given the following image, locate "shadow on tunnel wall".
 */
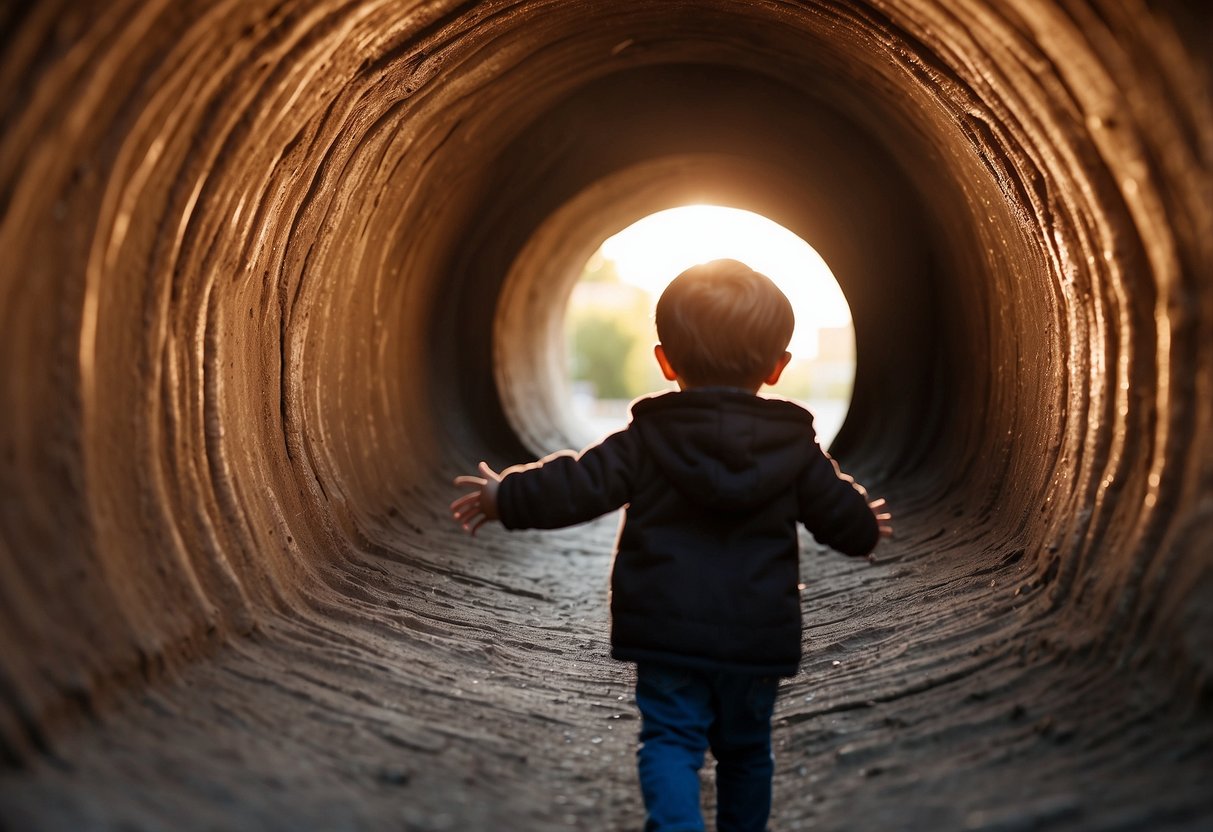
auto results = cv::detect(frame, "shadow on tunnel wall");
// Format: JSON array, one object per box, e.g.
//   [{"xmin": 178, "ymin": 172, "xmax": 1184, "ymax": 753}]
[{"xmin": 0, "ymin": 0, "xmax": 1210, "ymax": 788}]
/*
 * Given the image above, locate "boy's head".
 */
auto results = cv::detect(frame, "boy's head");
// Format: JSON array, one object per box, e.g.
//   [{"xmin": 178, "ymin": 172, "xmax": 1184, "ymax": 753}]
[{"xmin": 654, "ymin": 258, "xmax": 794, "ymax": 390}]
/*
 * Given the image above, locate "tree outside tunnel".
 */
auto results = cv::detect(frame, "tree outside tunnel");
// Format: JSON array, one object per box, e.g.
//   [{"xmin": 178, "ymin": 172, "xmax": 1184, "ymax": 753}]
[{"xmin": 565, "ymin": 206, "xmax": 855, "ymax": 446}]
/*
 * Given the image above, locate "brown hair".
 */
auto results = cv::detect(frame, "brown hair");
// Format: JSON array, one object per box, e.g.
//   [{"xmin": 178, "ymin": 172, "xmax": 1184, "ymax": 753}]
[{"xmin": 655, "ymin": 259, "xmax": 794, "ymax": 388}]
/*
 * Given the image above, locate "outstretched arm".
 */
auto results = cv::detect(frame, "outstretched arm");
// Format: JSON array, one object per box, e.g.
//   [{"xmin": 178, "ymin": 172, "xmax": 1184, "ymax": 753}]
[
  {"xmin": 798, "ymin": 448, "xmax": 891, "ymax": 558},
  {"xmin": 450, "ymin": 461, "xmax": 502, "ymax": 537}
]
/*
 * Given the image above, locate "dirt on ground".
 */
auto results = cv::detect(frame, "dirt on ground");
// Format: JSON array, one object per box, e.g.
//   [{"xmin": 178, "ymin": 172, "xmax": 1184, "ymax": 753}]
[{"xmin": 3, "ymin": 509, "xmax": 1209, "ymax": 831}]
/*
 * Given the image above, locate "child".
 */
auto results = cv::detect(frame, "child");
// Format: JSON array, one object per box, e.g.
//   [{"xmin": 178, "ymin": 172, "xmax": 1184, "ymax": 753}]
[{"xmin": 451, "ymin": 259, "xmax": 892, "ymax": 831}]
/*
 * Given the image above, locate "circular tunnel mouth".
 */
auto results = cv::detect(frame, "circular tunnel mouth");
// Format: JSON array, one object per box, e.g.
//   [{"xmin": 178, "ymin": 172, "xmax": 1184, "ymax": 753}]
[
  {"xmin": 499, "ymin": 197, "xmax": 856, "ymax": 453},
  {"xmin": 444, "ymin": 61, "xmax": 953, "ymax": 486}
]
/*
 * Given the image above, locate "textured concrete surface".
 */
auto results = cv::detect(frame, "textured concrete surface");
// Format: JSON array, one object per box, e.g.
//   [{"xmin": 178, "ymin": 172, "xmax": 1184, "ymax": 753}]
[{"xmin": 1, "ymin": 1, "xmax": 1211, "ymax": 829}]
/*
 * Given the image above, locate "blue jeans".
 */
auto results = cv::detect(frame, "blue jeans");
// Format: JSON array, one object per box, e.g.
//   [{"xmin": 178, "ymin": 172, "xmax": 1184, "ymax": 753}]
[{"xmin": 635, "ymin": 662, "xmax": 779, "ymax": 832}]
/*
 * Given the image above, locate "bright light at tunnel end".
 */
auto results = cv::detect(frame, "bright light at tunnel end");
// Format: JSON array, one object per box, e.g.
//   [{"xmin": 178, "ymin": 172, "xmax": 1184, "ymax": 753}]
[{"xmin": 566, "ymin": 205, "xmax": 856, "ymax": 446}]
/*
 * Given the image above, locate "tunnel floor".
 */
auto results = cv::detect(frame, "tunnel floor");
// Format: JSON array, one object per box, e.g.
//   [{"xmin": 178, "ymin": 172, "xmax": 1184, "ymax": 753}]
[{"xmin": 2, "ymin": 509, "xmax": 1211, "ymax": 831}]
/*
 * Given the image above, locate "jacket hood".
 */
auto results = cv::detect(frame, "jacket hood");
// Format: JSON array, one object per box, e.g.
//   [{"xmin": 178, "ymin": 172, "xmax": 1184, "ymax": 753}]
[{"xmin": 629, "ymin": 389, "xmax": 819, "ymax": 511}]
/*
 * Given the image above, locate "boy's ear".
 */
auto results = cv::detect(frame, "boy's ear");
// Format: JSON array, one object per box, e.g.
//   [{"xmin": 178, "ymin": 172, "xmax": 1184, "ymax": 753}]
[
  {"xmin": 764, "ymin": 351, "xmax": 793, "ymax": 386},
  {"xmin": 654, "ymin": 344, "xmax": 679, "ymax": 381}
]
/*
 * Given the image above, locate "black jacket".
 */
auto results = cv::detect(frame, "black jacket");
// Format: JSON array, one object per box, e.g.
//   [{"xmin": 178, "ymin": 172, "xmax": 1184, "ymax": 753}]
[{"xmin": 496, "ymin": 389, "xmax": 879, "ymax": 676}]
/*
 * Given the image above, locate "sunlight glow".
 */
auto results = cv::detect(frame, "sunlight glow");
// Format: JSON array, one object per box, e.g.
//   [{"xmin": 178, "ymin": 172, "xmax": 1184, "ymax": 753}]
[
  {"xmin": 566, "ymin": 205, "xmax": 856, "ymax": 447},
  {"xmin": 599, "ymin": 205, "xmax": 851, "ymax": 359}
]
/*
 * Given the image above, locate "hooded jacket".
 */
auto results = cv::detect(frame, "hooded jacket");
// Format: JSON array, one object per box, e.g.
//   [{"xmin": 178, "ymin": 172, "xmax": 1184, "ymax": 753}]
[{"xmin": 496, "ymin": 389, "xmax": 879, "ymax": 676}]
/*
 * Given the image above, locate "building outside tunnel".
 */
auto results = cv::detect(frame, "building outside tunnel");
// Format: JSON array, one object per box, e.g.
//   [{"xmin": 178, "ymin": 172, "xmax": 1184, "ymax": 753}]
[{"xmin": 0, "ymin": 0, "xmax": 1211, "ymax": 830}]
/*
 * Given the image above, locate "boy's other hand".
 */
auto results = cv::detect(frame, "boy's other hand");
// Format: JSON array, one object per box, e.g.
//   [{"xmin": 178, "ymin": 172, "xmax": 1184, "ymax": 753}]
[
  {"xmin": 867, "ymin": 498, "xmax": 893, "ymax": 563},
  {"xmin": 451, "ymin": 461, "xmax": 503, "ymax": 536}
]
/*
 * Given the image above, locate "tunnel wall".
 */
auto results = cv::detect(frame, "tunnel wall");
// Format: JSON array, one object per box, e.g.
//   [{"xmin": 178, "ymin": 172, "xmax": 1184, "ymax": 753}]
[{"xmin": 1, "ymin": 0, "xmax": 1210, "ymax": 762}]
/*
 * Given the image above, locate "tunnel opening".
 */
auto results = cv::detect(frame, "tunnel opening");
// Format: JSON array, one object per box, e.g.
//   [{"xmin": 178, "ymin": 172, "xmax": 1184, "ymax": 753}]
[
  {"xmin": 509, "ymin": 202, "xmax": 857, "ymax": 453},
  {"xmin": 443, "ymin": 62, "xmax": 949, "ymax": 484}
]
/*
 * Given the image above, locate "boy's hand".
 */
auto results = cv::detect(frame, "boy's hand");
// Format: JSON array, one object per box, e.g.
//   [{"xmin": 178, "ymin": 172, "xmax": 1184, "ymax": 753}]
[
  {"xmin": 867, "ymin": 497, "xmax": 893, "ymax": 563},
  {"xmin": 451, "ymin": 462, "xmax": 503, "ymax": 536}
]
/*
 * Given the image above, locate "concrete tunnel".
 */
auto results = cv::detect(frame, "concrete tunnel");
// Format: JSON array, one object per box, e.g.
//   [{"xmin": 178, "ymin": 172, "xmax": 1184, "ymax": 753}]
[{"xmin": 0, "ymin": 0, "xmax": 1211, "ymax": 829}]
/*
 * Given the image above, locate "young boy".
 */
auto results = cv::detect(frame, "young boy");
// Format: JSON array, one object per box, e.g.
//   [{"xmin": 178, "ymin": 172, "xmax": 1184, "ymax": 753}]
[{"xmin": 451, "ymin": 259, "xmax": 891, "ymax": 831}]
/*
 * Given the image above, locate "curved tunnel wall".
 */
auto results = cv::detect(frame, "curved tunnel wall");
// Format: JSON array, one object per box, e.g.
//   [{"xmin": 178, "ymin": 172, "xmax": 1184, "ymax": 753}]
[{"xmin": 0, "ymin": 0, "xmax": 1210, "ymax": 763}]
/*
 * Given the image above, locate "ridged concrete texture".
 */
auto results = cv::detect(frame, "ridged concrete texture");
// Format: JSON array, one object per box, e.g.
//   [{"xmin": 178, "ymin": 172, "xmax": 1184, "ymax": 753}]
[{"xmin": 0, "ymin": 1, "xmax": 1210, "ymax": 829}]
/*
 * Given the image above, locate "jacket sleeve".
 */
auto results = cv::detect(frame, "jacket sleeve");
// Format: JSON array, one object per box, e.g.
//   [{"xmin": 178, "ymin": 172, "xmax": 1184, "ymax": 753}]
[
  {"xmin": 796, "ymin": 447, "xmax": 879, "ymax": 557},
  {"xmin": 496, "ymin": 430, "xmax": 638, "ymax": 530}
]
